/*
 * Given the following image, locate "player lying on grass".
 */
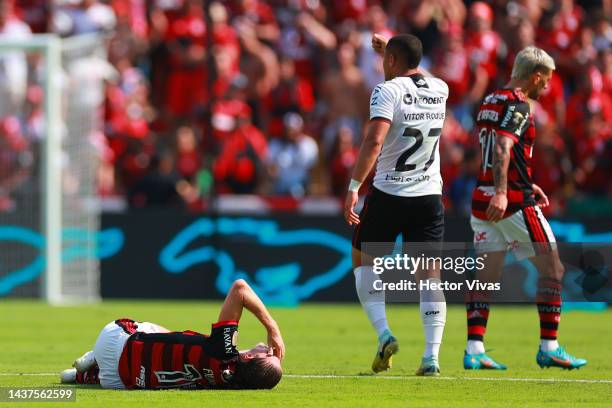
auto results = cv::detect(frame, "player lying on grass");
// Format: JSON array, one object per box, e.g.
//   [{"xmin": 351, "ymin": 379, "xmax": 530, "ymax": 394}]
[
  {"xmin": 466, "ymin": 45, "xmax": 586, "ymax": 371},
  {"xmin": 60, "ymin": 279, "xmax": 285, "ymax": 389}
]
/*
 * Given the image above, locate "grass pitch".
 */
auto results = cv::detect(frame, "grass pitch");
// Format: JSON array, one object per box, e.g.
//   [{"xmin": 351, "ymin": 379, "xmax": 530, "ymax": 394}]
[{"xmin": 0, "ymin": 301, "xmax": 610, "ymax": 407}]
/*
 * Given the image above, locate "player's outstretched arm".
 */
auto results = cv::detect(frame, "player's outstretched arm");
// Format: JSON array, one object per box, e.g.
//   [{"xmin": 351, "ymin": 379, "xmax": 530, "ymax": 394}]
[{"xmin": 218, "ymin": 279, "xmax": 285, "ymax": 360}]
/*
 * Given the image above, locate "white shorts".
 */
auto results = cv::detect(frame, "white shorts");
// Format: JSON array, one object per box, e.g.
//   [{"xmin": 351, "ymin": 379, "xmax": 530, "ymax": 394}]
[
  {"xmin": 92, "ymin": 321, "xmax": 167, "ymax": 389},
  {"xmin": 470, "ymin": 206, "xmax": 556, "ymax": 260}
]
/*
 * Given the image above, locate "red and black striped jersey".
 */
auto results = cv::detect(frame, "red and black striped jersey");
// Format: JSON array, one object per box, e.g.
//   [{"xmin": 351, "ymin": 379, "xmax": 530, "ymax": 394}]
[
  {"xmin": 116, "ymin": 319, "xmax": 240, "ymax": 390},
  {"xmin": 471, "ymin": 88, "xmax": 537, "ymax": 219}
]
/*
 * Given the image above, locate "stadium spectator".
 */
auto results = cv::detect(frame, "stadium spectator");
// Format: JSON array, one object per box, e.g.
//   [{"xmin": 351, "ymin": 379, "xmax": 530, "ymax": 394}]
[
  {"xmin": 357, "ymin": 5, "xmax": 393, "ymax": 90},
  {"xmin": 230, "ymin": 0, "xmax": 279, "ymax": 44},
  {"xmin": 566, "ymin": 66, "xmax": 612, "ymax": 154},
  {"xmin": 214, "ymin": 102, "xmax": 267, "ymax": 194},
  {"xmin": 574, "ymin": 111, "xmax": 611, "ymax": 195},
  {"xmin": 175, "ymin": 125, "xmax": 202, "ymax": 180},
  {"xmin": 592, "ymin": 15, "xmax": 611, "ymax": 52},
  {"xmin": 440, "ymin": 110, "xmax": 472, "ymax": 204},
  {"xmin": 320, "ymin": 41, "xmax": 369, "ymax": 156},
  {"xmin": 601, "ymin": 48, "xmax": 612, "ymax": 94},
  {"xmin": 23, "ymin": 84, "xmax": 44, "ymax": 142},
  {"xmin": 278, "ymin": 8, "xmax": 336, "ymax": 85},
  {"xmin": 160, "ymin": 0, "xmax": 207, "ymax": 121},
  {"xmin": 128, "ymin": 151, "xmax": 185, "ymax": 209},
  {"xmin": 537, "ymin": 0, "xmax": 585, "ymax": 77},
  {"xmin": 432, "ymin": 25, "xmax": 468, "ymax": 105},
  {"xmin": 266, "ymin": 112, "xmax": 318, "ymax": 197},
  {"xmin": 14, "ymin": 0, "xmax": 49, "ymax": 33},
  {"xmin": 449, "ymin": 149, "xmax": 479, "ymax": 217},
  {"xmin": 235, "ymin": 15, "xmax": 279, "ymax": 117},
  {"xmin": 0, "ymin": 0, "xmax": 31, "ymax": 117},
  {"xmin": 329, "ymin": 125, "xmax": 359, "ymax": 197},
  {"xmin": 53, "ymin": 0, "xmax": 116, "ymax": 36},
  {"xmin": 464, "ymin": 1, "xmax": 504, "ymax": 103},
  {"xmin": 265, "ymin": 56, "xmax": 315, "ymax": 138},
  {"xmin": 0, "ymin": 116, "xmax": 32, "ymax": 212}
]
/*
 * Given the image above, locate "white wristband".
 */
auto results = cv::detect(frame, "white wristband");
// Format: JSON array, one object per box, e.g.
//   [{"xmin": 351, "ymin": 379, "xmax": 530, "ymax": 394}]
[{"xmin": 348, "ymin": 179, "xmax": 362, "ymax": 192}]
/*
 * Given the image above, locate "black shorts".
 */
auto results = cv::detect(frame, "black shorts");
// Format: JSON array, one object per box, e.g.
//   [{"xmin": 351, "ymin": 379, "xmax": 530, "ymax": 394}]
[{"xmin": 352, "ymin": 187, "xmax": 444, "ymax": 252}]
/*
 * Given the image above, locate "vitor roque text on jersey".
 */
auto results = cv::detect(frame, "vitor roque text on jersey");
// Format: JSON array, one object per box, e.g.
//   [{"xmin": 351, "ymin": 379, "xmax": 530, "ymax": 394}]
[{"xmin": 403, "ymin": 111, "xmax": 446, "ymax": 121}]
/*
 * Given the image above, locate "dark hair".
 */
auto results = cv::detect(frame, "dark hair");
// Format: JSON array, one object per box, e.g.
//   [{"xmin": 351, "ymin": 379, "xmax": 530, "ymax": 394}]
[
  {"xmin": 233, "ymin": 357, "xmax": 282, "ymax": 389},
  {"xmin": 386, "ymin": 34, "xmax": 423, "ymax": 69}
]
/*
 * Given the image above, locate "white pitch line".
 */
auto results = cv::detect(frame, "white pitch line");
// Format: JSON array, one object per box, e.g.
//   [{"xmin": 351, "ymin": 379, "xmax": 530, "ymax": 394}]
[
  {"xmin": 1, "ymin": 373, "xmax": 611, "ymax": 384},
  {"xmin": 285, "ymin": 374, "xmax": 612, "ymax": 384},
  {"xmin": 0, "ymin": 373, "xmax": 57, "ymax": 376}
]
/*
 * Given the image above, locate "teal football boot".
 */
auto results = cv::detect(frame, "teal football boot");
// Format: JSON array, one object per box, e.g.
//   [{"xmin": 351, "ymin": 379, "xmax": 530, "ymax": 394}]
[
  {"xmin": 463, "ymin": 351, "xmax": 508, "ymax": 370},
  {"xmin": 536, "ymin": 346, "xmax": 587, "ymax": 370}
]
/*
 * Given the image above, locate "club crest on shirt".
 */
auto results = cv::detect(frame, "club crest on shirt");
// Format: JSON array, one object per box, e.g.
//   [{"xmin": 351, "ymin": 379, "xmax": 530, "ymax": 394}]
[{"xmin": 512, "ymin": 111, "xmax": 528, "ymax": 135}]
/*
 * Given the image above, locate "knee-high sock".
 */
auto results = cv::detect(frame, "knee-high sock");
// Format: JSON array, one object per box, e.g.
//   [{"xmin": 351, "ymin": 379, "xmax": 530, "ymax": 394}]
[
  {"xmin": 354, "ymin": 266, "xmax": 389, "ymax": 339},
  {"xmin": 420, "ymin": 278, "xmax": 446, "ymax": 359},
  {"xmin": 537, "ymin": 277, "xmax": 562, "ymax": 351},
  {"xmin": 465, "ymin": 288, "xmax": 490, "ymax": 354}
]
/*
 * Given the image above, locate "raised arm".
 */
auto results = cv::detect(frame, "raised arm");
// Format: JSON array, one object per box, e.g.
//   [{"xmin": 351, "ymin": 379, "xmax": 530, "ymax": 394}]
[
  {"xmin": 371, "ymin": 33, "xmax": 433, "ymax": 77},
  {"xmin": 218, "ymin": 279, "xmax": 285, "ymax": 360}
]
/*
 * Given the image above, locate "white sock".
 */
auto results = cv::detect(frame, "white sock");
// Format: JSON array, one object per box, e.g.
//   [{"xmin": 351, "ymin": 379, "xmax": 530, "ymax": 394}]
[
  {"xmin": 354, "ymin": 266, "xmax": 389, "ymax": 339},
  {"xmin": 540, "ymin": 339, "xmax": 559, "ymax": 352},
  {"xmin": 419, "ymin": 278, "xmax": 446, "ymax": 359},
  {"xmin": 466, "ymin": 340, "xmax": 485, "ymax": 354}
]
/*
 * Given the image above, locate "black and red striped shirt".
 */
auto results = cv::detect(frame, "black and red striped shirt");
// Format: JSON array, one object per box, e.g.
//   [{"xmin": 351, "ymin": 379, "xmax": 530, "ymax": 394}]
[
  {"xmin": 472, "ymin": 88, "xmax": 536, "ymax": 219},
  {"xmin": 116, "ymin": 319, "xmax": 240, "ymax": 389}
]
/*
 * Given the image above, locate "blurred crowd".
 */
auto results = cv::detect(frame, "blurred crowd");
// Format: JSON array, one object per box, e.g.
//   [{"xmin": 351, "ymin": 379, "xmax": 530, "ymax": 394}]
[{"xmin": 0, "ymin": 0, "xmax": 610, "ymax": 215}]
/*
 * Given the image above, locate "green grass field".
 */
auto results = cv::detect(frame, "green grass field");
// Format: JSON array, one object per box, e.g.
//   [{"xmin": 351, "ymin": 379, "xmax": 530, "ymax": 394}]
[{"xmin": 1, "ymin": 301, "xmax": 610, "ymax": 407}]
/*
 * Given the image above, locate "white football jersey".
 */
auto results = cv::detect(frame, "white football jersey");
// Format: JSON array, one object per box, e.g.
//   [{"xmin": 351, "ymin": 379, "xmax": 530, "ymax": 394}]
[{"xmin": 369, "ymin": 74, "xmax": 448, "ymax": 197}]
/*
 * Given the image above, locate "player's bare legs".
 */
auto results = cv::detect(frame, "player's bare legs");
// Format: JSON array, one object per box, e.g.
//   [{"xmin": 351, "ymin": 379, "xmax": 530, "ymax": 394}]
[
  {"xmin": 352, "ymin": 247, "xmax": 398, "ymax": 373},
  {"xmin": 529, "ymin": 250, "xmax": 587, "ymax": 369}
]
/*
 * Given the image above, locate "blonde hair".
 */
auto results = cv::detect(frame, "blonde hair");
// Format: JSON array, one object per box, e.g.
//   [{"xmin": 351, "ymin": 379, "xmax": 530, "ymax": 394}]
[{"xmin": 511, "ymin": 46, "xmax": 556, "ymax": 80}]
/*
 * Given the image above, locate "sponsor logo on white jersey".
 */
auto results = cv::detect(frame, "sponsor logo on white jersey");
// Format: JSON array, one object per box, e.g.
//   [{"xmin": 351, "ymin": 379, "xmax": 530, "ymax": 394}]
[{"xmin": 403, "ymin": 93, "xmax": 446, "ymax": 105}]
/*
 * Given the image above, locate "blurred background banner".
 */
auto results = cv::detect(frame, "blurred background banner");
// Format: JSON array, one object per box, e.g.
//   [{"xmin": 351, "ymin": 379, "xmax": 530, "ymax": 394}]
[
  {"xmin": 4, "ymin": 210, "xmax": 611, "ymax": 305},
  {"xmin": 101, "ymin": 213, "xmax": 612, "ymax": 304}
]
